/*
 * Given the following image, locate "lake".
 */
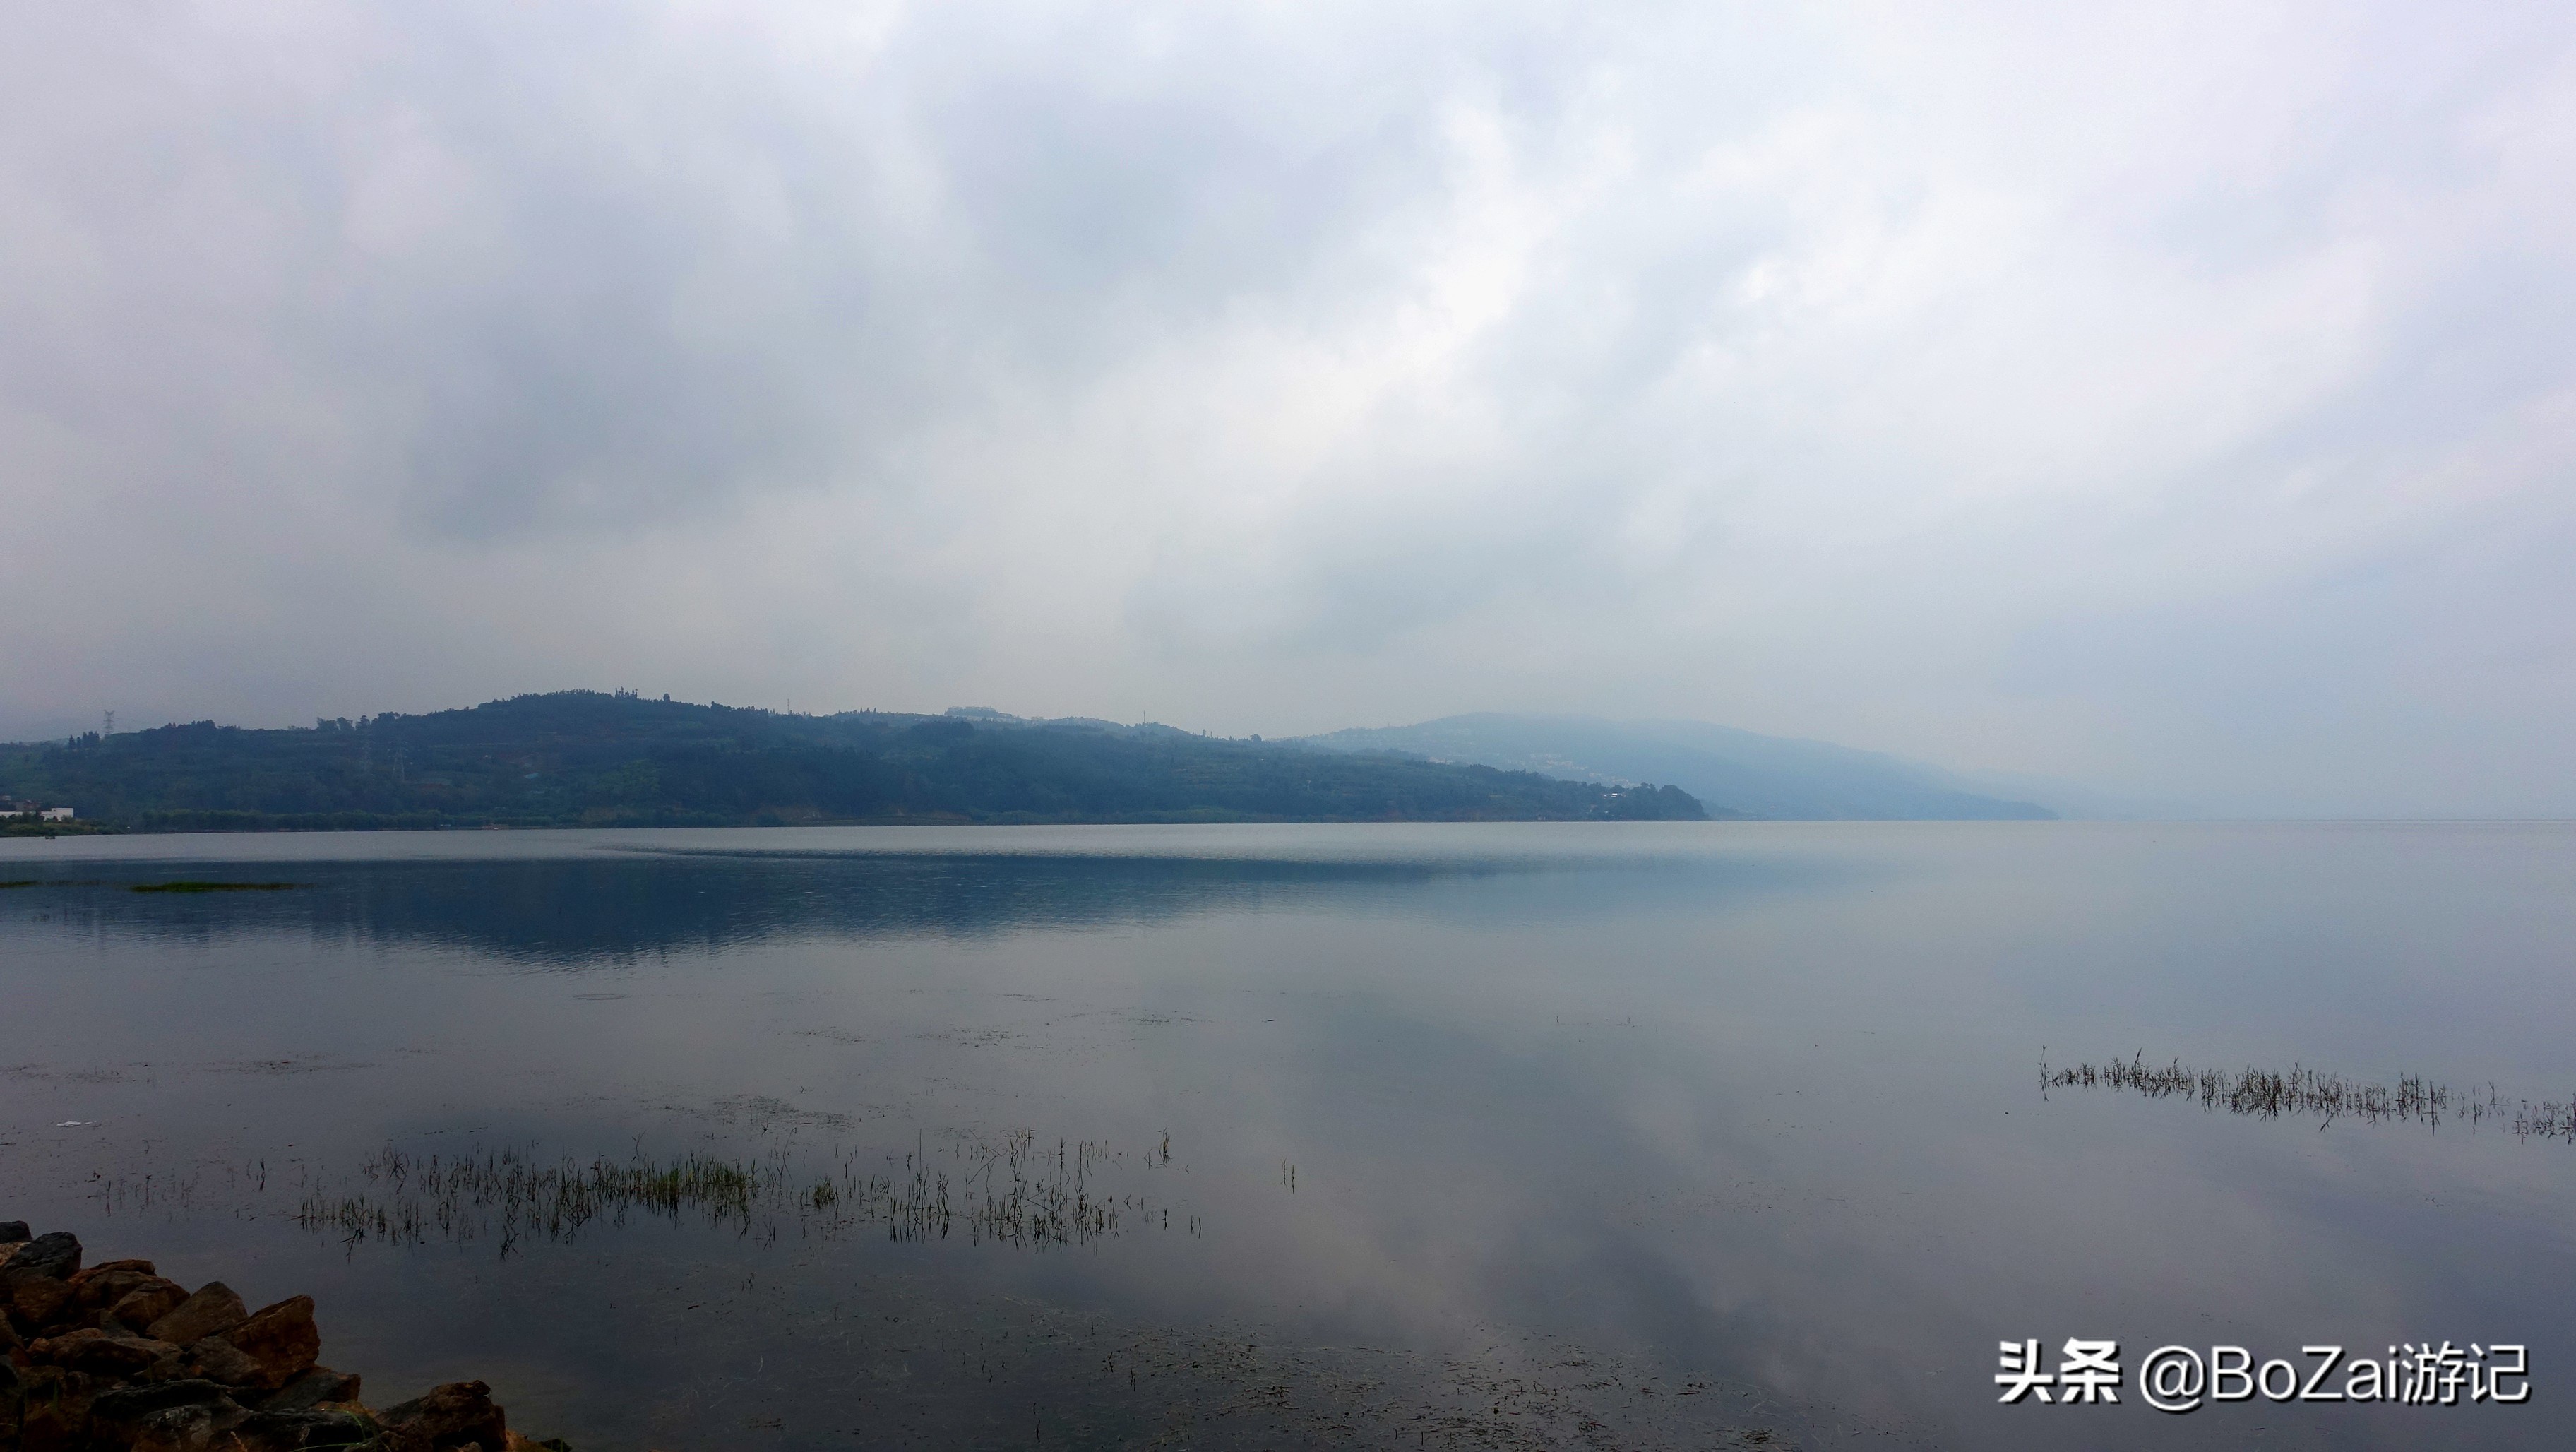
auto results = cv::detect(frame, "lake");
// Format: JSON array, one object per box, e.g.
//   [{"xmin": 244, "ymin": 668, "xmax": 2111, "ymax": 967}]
[{"xmin": 4, "ymin": 822, "xmax": 2572, "ymax": 1448}]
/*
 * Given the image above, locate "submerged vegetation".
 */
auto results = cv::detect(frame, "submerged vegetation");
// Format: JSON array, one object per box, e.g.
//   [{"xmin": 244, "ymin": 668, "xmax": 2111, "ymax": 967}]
[
  {"xmin": 128, "ymin": 880, "xmax": 303, "ymax": 893},
  {"xmin": 93, "ymin": 1131, "xmax": 1172, "ymax": 1258},
  {"xmin": 2043, "ymin": 1051, "xmax": 2576, "ymax": 1139},
  {"xmin": 77, "ymin": 1141, "xmax": 1791, "ymax": 1450},
  {"xmin": 296, "ymin": 1136, "xmax": 1152, "ymax": 1254}
]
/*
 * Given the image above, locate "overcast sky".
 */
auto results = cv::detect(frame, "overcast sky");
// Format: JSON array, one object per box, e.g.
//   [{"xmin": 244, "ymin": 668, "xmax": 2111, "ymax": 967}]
[{"xmin": 4, "ymin": 2, "xmax": 2573, "ymax": 816}]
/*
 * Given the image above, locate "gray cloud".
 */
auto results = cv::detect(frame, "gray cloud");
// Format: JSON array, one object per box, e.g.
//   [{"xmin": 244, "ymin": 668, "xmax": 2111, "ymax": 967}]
[{"xmin": 4, "ymin": 1, "xmax": 2574, "ymax": 814}]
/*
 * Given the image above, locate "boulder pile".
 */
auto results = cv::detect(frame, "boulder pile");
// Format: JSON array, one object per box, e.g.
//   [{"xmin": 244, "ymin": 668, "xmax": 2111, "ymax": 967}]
[{"xmin": 2, "ymin": 1222, "xmax": 566, "ymax": 1452}]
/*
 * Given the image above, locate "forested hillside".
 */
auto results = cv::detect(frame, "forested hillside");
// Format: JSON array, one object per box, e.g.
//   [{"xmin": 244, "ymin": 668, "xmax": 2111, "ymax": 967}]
[{"xmin": 0, "ymin": 692, "xmax": 1711, "ymax": 830}]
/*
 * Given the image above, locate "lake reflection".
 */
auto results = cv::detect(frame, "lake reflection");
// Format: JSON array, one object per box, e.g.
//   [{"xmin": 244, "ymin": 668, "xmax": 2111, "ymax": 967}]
[{"xmin": 4, "ymin": 823, "xmax": 2574, "ymax": 1449}]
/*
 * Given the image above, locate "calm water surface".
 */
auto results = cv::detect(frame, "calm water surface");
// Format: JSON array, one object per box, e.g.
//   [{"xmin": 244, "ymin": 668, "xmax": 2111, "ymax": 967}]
[{"xmin": 4, "ymin": 822, "xmax": 2572, "ymax": 1449}]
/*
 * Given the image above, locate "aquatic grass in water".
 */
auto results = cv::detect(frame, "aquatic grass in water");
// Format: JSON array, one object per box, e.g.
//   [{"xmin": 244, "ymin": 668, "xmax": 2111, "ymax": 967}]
[
  {"xmin": 2044, "ymin": 1050, "xmax": 2576, "ymax": 1139},
  {"xmin": 83, "ymin": 1143, "xmax": 1790, "ymax": 1449},
  {"xmin": 281, "ymin": 1132, "xmax": 1162, "ymax": 1256}
]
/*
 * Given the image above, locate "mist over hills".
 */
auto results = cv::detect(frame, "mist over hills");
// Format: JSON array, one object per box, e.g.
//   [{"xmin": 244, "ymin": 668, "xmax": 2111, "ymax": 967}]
[{"xmin": 1301, "ymin": 714, "xmax": 2059, "ymax": 821}]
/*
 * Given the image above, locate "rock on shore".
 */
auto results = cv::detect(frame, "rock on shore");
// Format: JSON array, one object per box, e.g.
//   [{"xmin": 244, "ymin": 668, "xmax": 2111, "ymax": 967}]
[{"xmin": 1, "ymin": 1222, "xmax": 568, "ymax": 1452}]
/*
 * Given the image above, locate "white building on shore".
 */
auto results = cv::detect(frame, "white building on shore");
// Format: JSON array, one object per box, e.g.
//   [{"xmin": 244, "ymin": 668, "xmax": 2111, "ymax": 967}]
[{"xmin": 0, "ymin": 799, "xmax": 76, "ymax": 821}]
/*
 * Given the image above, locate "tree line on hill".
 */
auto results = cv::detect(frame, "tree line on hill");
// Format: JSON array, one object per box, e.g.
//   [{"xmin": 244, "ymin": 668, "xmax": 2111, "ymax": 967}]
[{"xmin": 0, "ymin": 691, "xmax": 1712, "ymax": 830}]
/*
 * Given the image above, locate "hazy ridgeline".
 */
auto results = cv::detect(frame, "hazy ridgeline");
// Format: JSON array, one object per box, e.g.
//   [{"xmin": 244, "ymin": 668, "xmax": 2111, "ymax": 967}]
[{"xmin": 0, "ymin": 691, "xmax": 1709, "ymax": 830}]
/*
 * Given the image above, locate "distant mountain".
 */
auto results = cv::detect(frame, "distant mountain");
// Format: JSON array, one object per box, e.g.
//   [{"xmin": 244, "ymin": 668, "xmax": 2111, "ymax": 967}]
[
  {"xmin": 1299, "ymin": 714, "xmax": 2055, "ymax": 821},
  {"xmin": 0, "ymin": 693, "xmax": 1708, "ymax": 830}
]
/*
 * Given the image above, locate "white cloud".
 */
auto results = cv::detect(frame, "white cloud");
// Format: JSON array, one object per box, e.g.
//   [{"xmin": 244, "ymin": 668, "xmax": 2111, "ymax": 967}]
[{"xmin": 4, "ymin": 0, "xmax": 2573, "ymax": 813}]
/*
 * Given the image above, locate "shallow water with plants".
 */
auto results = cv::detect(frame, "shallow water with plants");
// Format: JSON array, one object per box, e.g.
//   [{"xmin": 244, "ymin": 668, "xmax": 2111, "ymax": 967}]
[{"xmin": 4, "ymin": 822, "xmax": 2573, "ymax": 1449}]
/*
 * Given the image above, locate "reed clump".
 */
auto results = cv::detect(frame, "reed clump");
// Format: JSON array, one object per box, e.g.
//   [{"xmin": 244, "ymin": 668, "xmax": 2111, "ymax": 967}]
[
  {"xmin": 287, "ymin": 1132, "xmax": 1157, "ymax": 1256},
  {"xmin": 2043, "ymin": 1050, "xmax": 2576, "ymax": 1140}
]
